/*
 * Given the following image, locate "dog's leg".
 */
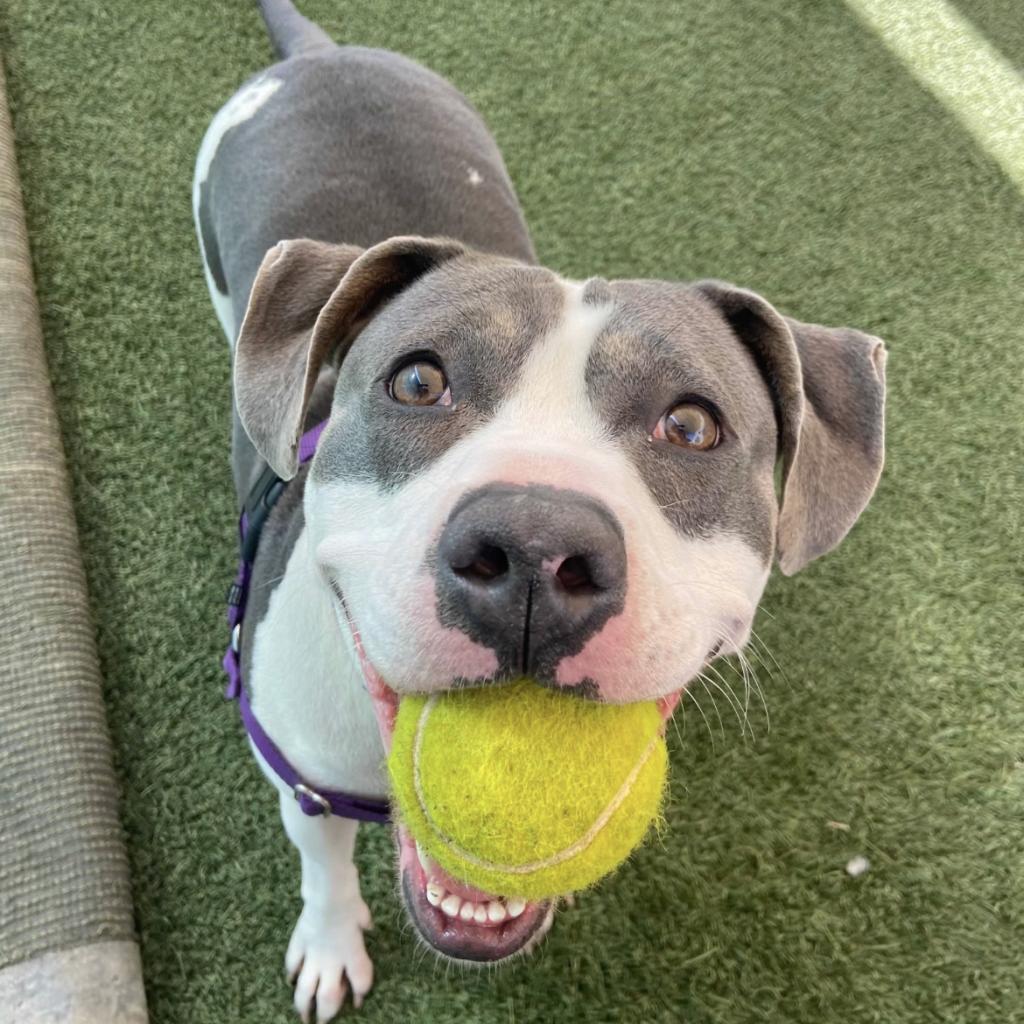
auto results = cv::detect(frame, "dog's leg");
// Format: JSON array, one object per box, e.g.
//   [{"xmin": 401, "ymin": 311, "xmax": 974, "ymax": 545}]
[{"xmin": 280, "ymin": 792, "xmax": 374, "ymax": 1021}]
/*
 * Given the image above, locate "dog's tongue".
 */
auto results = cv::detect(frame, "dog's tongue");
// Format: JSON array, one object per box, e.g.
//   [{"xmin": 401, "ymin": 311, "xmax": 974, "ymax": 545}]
[{"xmin": 356, "ymin": 654, "xmax": 398, "ymax": 751}]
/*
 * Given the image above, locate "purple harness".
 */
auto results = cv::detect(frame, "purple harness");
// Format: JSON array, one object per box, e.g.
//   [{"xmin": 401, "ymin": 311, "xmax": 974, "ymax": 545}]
[{"xmin": 223, "ymin": 421, "xmax": 391, "ymax": 823}]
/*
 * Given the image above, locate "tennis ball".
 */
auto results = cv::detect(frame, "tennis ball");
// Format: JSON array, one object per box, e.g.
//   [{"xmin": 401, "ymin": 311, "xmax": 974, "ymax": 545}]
[{"xmin": 388, "ymin": 679, "xmax": 668, "ymax": 900}]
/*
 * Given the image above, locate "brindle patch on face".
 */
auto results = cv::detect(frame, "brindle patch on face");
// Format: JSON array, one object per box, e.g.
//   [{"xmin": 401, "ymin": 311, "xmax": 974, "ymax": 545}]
[
  {"xmin": 310, "ymin": 255, "xmax": 566, "ymax": 491},
  {"xmin": 586, "ymin": 281, "xmax": 779, "ymax": 562}
]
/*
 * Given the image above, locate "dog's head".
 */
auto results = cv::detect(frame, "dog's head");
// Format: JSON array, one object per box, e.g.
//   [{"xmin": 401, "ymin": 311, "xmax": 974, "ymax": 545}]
[{"xmin": 235, "ymin": 236, "xmax": 886, "ymax": 962}]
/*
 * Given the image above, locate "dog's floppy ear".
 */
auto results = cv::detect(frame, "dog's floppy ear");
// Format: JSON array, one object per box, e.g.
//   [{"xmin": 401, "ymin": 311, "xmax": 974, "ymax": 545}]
[
  {"xmin": 696, "ymin": 281, "xmax": 887, "ymax": 574},
  {"xmin": 235, "ymin": 235, "xmax": 468, "ymax": 478}
]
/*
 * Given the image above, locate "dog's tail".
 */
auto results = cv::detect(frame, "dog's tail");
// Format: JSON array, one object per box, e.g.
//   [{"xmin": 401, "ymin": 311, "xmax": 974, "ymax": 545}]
[{"xmin": 257, "ymin": 0, "xmax": 334, "ymax": 59}]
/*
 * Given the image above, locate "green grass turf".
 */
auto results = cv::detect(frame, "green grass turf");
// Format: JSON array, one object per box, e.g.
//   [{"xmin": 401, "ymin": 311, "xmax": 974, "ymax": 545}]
[
  {"xmin": 3, "ymin": 1, "xmax": 1023, "ymax": 1021},
  {"xmin": 957, "ymin": 0, "xmax": 1024, "ymax": 67}
]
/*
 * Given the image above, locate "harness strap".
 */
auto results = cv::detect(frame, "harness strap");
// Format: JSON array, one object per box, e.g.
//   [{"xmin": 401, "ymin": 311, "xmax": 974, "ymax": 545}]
[{"xmin": 222, "ymin": 421, "xmax": 391, "ymax": 823}]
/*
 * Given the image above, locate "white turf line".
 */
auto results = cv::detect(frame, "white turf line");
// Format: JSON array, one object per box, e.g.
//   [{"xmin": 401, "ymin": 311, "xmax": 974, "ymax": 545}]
[{"xmin": 845, "ymin": 0, "xmax": 1024, "ymax": 193}]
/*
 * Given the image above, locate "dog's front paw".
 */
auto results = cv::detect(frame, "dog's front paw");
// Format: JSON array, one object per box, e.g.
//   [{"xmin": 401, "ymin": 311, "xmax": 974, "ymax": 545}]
[{"xmin": 285, "ymin": 899, "xmax": 374, "ymax": 1021}]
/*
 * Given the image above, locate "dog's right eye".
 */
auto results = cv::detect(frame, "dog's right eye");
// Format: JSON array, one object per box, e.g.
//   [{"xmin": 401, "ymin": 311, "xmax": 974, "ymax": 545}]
[
  {"xmin": 388, "ymin": 360, "xmax": 452, "ymax": 406},
  {"xmin": 656, "ymin": 401, "xmax": 720, "ymax": 450}
]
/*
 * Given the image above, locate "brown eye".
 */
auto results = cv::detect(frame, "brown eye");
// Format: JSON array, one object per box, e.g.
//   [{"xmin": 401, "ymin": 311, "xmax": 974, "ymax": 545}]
[
  {"xmin": 661, "ymin": 402, "xmax": 719, "ymax": 450},
  {"xmin": 389, "ymin": 360, "xmax": 451, "ymax": 406}
]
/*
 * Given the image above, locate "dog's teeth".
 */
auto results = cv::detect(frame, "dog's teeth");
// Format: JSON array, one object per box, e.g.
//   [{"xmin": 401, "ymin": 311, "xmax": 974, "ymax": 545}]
[
  {"xmin": 429, "ymin": 882, "xmax": 517, "ymax": 924},
  {"xmin": 416, "ymin": 842, "xmax": 431, "ymax": 872}
]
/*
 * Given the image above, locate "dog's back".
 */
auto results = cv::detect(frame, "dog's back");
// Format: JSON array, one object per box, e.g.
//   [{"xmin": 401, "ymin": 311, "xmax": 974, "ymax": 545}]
[{"xmin": 193, "ymin": 0, "xmax": 535, "ymax": 346}]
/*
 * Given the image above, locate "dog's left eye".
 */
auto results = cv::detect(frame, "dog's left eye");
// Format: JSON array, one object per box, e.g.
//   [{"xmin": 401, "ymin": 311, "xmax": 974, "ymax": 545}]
[
  {"xmin": 656, "ymin": 401, "xmax": 720, "ymax": 450},
  {"xmin": 389, "ymin": 360, "xmax": 452, "ymax": 406}
]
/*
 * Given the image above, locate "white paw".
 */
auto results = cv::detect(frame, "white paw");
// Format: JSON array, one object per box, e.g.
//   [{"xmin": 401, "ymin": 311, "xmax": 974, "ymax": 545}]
[{"xmin": 285, "ymin": 900, "xmax": 374, "ymax": 1021}]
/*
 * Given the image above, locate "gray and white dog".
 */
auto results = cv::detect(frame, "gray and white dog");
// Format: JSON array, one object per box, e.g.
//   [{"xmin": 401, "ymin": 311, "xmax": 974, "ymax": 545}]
[{"xmin": 193, "ymin": 1, "xmax": 886, "ymax": 1018}]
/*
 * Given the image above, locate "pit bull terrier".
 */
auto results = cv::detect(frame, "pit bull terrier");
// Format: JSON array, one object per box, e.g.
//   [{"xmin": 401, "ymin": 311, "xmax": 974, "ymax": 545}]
[{"xmin": 193, "ymin": 1, "xmax": 887, "ymax": 1018}]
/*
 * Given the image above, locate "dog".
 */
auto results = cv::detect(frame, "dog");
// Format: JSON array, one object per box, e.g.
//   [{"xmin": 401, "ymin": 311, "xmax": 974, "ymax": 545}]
[{"xmin": 193, "ymin": 1, "xmax": 886, "ymax": 1018}]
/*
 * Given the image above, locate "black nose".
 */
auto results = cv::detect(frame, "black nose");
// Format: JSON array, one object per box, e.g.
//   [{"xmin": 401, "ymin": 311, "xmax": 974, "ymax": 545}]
[{"xmin": 435, "ymin": 484, "xmax": 627, "ymax": 678}]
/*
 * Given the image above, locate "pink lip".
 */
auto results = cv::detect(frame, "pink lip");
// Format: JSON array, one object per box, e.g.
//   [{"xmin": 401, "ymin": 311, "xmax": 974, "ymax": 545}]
[
  {"xmin": 332, "ymin": 590, "xmax": 400, "ymax": 749},
  {"xmin": 657, "ymin": 690, "xmax": 682, "ymax": 720}
]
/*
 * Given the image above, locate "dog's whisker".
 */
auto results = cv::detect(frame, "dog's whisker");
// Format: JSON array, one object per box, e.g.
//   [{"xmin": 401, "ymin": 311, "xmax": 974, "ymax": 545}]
[
  {"xmin": 669, "ymin": 709, "xmax": 686, "ymax": 749},
  {"xmin": 716, "ymin": 661, "xmax": 754, "ymax": 740},
  {"xmin": 708, "ymin": 643, "xmax": 754, "ymax": 738},
  {"xmin": 732, "ymin": 645, "xmax": 770, "ymax": 734},
  {"xmin": 682, "ymin": 685, "xmax": 716, "ymax": 752},
  {"xmin": 743, "ymin": 647, "xmax": 779, "ymax": 717},
  {"xmin": 735, "ymin": 654, "xmax": 757, "ymax": 738},
  {"xmin": 697, "ymin": 670, "xmax": 746, "ymax": 740},
  {"xmin": 747, "ymin": 626, "xmax": 789, "ymax": 688},
  {"xmin": 704, "ymin": 624, "xmax": 770, "ymax": 738},
  {"xmin": 695, "ymin": 676, "xmax": 726, "ymax": 738},
  {"xmin": 702, "ymin": 661, "xmax": 752, "ymax": 741},
  {"xmin": 737, "ymin": 637, "xmax": 774, "ymax": 693}
]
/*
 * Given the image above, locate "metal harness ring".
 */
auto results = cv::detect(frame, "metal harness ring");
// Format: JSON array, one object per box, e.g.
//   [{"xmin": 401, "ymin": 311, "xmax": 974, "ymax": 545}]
[{"xmin": 293, "ymin": 783, "xmax": 332, "ymax": 816}]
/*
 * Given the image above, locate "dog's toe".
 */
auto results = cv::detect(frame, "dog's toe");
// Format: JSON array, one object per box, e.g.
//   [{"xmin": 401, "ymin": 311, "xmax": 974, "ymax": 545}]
[
  {"xmin": 312, "ymin": 975, "xmax": 347, "ymax": 1023},
  {"xmin": 286, "ymin": 904, "xmax": 374, "ymax": 1020},
  {"xmin": 292, "ymin": 965, "xmax": 319, "ymax": 1023}
]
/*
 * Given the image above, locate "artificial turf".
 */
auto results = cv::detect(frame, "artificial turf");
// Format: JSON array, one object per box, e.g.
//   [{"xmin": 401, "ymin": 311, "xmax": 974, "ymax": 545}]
[{"xmin": 2, "ymin": 1, "xmax": 1022, "ymax": 1021}]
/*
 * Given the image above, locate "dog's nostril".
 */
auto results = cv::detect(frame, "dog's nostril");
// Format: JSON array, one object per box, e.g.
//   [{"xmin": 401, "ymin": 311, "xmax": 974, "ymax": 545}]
[
  {"xmin": 453, "ymin": 543, "xmax": 509, "ymax": 584},
  {"xmin": 554, "ymin": 555, "xmax": 599, "ymax": 595}
]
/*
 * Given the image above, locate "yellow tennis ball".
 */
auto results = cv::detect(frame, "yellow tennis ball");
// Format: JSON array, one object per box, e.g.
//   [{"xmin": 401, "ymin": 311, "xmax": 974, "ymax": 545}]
[{"xmin": 387, "ymin": 679, "xmax": 668, "ymax": 900}]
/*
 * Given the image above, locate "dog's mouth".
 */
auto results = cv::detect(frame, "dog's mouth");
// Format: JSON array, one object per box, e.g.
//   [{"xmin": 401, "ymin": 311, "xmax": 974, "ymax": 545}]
[
  {"xmin": 397, "ymin": 826, "xmax": 555, "ymax": 962},
  {"xmin": 335, "ymin": 586, "xmax": 684, "ymax": 962}
]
